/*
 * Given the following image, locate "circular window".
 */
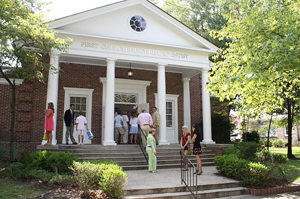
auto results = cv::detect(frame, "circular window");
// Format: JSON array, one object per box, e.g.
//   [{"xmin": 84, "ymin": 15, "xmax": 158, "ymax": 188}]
[{"xmin": 130, "ymin": 16, "xmax": 146, "ymax": 32}]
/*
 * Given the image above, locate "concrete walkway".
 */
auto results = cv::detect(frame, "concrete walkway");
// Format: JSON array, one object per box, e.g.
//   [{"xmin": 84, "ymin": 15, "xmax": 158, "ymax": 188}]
[{"xmin": 124, "ymin": 166, "xmax": 300, "ymax": 198}]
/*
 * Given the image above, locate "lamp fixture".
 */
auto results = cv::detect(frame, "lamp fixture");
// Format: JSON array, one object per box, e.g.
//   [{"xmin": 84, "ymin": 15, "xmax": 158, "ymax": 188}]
[{"xmin": 128, "ymin": 63, "xmax": 133, "ymax": 77}]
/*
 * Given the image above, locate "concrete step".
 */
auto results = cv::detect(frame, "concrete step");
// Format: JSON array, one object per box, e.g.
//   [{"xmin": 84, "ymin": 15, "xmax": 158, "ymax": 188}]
[
  {"xmin": 125, "ymin": 186, "xmax": 249, "ymax": 199},
  {"xmin": 122, "ymin": 162, "xmax": 215, "ymax": 170}
]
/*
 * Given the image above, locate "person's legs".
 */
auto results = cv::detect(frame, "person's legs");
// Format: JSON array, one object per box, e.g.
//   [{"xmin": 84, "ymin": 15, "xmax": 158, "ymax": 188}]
[
  {"xmin": 78, "ymin": 134, "xmax": 80, "ymax": 144},
  {"xmin": 146, "ymin": 148, "xmax": 155, "ymax": 172},
  {"xmin": 154, "ymin": 127, "xmax": 159, "ymax": 144},
  {"xmin": 123, "ymin": 126, "xmax": 128, "ymax": 144},
  {"xmin": 197, "ymin": 155, "xmax": 203, "ymax": 174},
  {"xmin": 81, "ymin": 133, "xmax": 84, "ymax": 144},
  {"xmin": 140, "ymin": 125, "xmax": 149, "ymax": 147},
  {"xmin": 134, "ymin": 134, "xmax": 137, "ymax": 144},
  {"xmin": 65, "ymin": 126, "xmax": 70, "ymax": 144},
  {"xmin": 70, "ymin": 123, "xmax": 76, "ymax": 144},
  {"xmin": 184, "ymin": 150, "xmax": 189, "ymax": 169}
]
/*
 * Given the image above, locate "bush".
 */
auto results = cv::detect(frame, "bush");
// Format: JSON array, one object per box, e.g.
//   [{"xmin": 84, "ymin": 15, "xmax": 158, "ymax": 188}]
[
  {"xmin": 215, "ymin": 154, "xmax": 270, "ymax": 187},
  {"xmin": 100, "ymin": 168, "xmax": 127, "ymax": 198},
  {"xmin": 255, "ymin": 148, "xmax": 271, "ymax": 163},
  {"xmin": 17, "ymin": 149, "xmax": 32, "ymax": 164},
  {"xmin": 235, "ymin": 142, "xmax": 263, "ymax": 161},
  {"xmin": 27, "ymin": 151, "xmax": 78, "ymax": 174},
  {"xmin": 50, "ymin": 174, "xmax": 76, "ymax": 186},
  {"xmin": 223, "ymin": 147, "xmax": 240, "ymax": 156},
  {"xmin": 5, "ymin": 162, "xmax": 28, "ymax": 179},
  {"xmin": 273, "ymin": 139, "xmax": 287, "ymax": 148},
  {"xmin": 271, "ymin": 153, "xmax": 287, "ymax": 165},
  {"xmin": 260, "ymin": 139, "xmax": 273, "ymax": 147},
  {"xmin": 82, "ymin": 159, "xmax": 118, "ymax": 165},
  {"xmin": 28, "ymin": 169, "xmax": 54, "ymax": 182},
  {"xmin": 242, "ymin": 131, "xmax": 260, "ymax": 143}
]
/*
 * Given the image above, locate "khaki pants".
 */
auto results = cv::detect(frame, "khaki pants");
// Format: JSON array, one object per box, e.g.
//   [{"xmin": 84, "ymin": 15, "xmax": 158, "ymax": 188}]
[
  {"xmin": 66, "ymin": 122, "xmax": 76, "ymax": 144},
  {"xmin": 153, "ymin": 126, "xmax": 159, "ymax": 144},
  {"xmin": 140, "ymin": 125, "xmax": 150, "ymax": 147}
]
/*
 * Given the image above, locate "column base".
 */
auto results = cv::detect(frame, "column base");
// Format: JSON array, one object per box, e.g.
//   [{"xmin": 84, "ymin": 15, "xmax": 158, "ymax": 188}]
[
  {"xmin": 102, "ymin": 140, "xmax": 117, "ymax": 146},
  {"xmin": 201, "ymin": 140, "xmax": 215, "ymax": 144},
  {"xmin": 158, "ymin": 140, "xmax": 170, "ymax": 145}
]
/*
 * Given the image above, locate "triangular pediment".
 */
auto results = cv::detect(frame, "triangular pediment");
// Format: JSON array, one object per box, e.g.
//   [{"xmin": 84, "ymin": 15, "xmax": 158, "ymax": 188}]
[{"xmin": 49, "ymin": 0, "xmax": 217, "ymax": 53}]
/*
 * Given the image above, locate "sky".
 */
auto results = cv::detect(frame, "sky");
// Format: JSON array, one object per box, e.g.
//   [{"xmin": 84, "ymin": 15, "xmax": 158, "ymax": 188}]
[{"xmin": 47, "ymin": 0, "xmax": 123, "ymax": 20}]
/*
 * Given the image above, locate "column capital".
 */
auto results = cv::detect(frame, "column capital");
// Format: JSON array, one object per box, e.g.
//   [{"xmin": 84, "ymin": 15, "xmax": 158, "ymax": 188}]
[
  {"xmin": 182, "ymin": 77, "xmax": 190, "ymax": 82},
  {"xmin": 157, "ymin": 63, "xmax": 168, "ymax": 68},
  {"xmin": 202, "ymin": 68, "xmax": 210, "ymax": 73},
  {"xmin": 50, "ymin": 51, "xmax": 61, "ymax": 58},
  {"xmin": 106, "ymin": 58, "xmax": 117, "ymax": 63}
]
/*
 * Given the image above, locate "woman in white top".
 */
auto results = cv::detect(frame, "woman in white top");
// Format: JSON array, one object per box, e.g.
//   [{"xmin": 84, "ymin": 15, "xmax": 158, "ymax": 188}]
[
  {"xmin": 129, "ymin": 113, "xmax": 138, "ymax": 144},
  {"xmin": 122, "ymin": 111, "xmax": 129, "ymax": 144}
]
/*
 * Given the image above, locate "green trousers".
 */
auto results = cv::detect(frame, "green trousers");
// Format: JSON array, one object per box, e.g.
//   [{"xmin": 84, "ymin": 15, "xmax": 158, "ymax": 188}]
[{"xmin": 146, "ymin": 148, "xmax": 157, "ymax": 171}]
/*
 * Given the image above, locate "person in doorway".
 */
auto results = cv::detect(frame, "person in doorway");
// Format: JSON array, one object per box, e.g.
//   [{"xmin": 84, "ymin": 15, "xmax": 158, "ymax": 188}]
[
  {"xmin": 44, "ymin": 102, "xmax": 55, "ymax": 146},
  {"xmin": 192, "ymin": 124, "xmax": 203, "ymax": 175},
  {"xmin": 64, "ymin": 104, "xmax": 77, "ymax": 145},
  {"xmin": 137, "ymin": 108, "xmax": 153, "ymax": 147},
  {"xmin": 147, "ymin": 128, "xmax": 157, "ymax": 173},
  {"xmin": 129, "ymin": 113, "xmax": 138, "ymax": 144},
  {"xmin": 180, "ymin": 125, "xmax": 191, "ymax": 170},
  {"xmin": 151, "ymin": 107, "xmax": 160, "ymax": 144},
  {"xmin": 75, "ymin": 111, "xmax": 89, "ymax": 145},
  {"xmin": 122, "ymin": 111, "xmax": 129, "ymax": 144},
  {"xmin": 114, "ymin": 109, "xmax": 124, "ymax": 144}
]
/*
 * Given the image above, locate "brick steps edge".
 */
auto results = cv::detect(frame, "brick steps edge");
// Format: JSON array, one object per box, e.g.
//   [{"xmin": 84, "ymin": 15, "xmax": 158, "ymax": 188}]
[{"xmin": 250, "ymin": 184, "xmax": 300, "ymax": 196}]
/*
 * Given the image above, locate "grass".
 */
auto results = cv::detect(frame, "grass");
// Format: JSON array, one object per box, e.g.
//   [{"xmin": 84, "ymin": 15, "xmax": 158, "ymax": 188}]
[
  {"xmin": 269, "ymin": 146, "xmax": 300, "ymax": 183},
  {"xmin": 0, "ymin": 178, "xmax": 43, "ymax": 199}
]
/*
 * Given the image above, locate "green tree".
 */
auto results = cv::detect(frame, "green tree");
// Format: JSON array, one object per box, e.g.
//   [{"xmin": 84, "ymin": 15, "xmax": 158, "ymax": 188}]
[
  {"xmin": 208, "ymin": 0, "xmax": 300, "ymax": 158},
  {"xmin": 0, "ymin": 0, "xmax": 71, "ymax": 162}
]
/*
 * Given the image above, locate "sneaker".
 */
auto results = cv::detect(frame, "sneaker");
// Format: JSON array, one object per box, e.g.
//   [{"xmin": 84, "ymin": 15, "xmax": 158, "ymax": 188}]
[{"xmin": 77, "ymin": 143, "xmax": 80, "ymax": 145}]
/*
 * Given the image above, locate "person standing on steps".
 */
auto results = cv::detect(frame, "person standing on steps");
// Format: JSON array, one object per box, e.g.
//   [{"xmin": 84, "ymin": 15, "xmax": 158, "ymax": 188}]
[
  {"xmin": 147, "ymin": 128, "xmax": 157, "ymax": 173},
  {"xmin": 75, "ymin": 110, "xmax": 89, "ymax": 145},
  {"xmin": 129, "ymin": 113, "xmax": 138, "ymax": 144},
  {"xmin": 151, "ymin": 107, "xmax": 160, "ymax": 145},
  {"xmin": 180, "ymin": 125, "xmax": 191, "ymax": 170},
  {"xmin": 114, "ymin": 109, "xmax": 124, "ymax": 144},
  {"xmin": 191, "ymin": 124, "xmax": 203, "ymax": 175},
  {"xmin": 137, "ymin": 108, "xmax": 153, "ymax": 147},
  {"xmin": 44, "ymin": 102, "xmax": 54, "ymax": 146},
  {"xmin": 122, "ymin": 111, "xmax": 129, "ymax": 144},
  {"xmin": 64, "ymin": 104, "xmax": 77, "ymax": 145}
]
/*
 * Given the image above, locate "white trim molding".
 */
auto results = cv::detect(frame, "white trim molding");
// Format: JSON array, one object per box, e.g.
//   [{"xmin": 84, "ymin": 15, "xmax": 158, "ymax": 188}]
[{"xmin": 0, "ymin": 78, "xmax": 23, "ymax": 85}]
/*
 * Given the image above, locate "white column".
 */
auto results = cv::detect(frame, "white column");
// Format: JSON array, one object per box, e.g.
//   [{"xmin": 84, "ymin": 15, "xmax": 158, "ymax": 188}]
[
  {"xmin": 43, "ymin": 52, "xmax": 60, "ymax": 145},
  {"xmin": 201, "ymin": 70, "xmax": 215, "ymax": 144},
  {"xmin": 157, "ymin": 63, "xmax": 169, "ymax": 145},
  {"xmin": 183, "ymin": 78, "xmax": 191, "ymax": 129},
  {"xmin": 103, "ymin": 58, "xmax": 117, "ymax": 146}
]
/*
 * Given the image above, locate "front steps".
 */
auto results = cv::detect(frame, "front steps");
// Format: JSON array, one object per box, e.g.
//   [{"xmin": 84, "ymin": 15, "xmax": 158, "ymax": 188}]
[{"xmin": 38, "ymin": 144, "xmax": 215, "ymax": 170}]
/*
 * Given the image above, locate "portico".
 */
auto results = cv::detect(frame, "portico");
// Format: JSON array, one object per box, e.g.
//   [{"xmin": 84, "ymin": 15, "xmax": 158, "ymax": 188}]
[{"xmin": 45, "ymin": 0, "xmax": 217, "ymax": 146}]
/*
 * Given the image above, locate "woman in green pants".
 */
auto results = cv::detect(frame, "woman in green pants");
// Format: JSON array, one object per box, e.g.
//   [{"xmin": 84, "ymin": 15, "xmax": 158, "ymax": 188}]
[{"xmin": 146, "ymin": 128, "xmax": 157, "ymax": 173}]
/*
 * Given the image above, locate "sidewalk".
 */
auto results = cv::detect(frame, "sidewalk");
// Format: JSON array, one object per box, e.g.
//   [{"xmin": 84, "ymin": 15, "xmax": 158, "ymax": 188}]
[{"xmin": 124, "ymin": 166, "xmax": 300, "ymax": 198}]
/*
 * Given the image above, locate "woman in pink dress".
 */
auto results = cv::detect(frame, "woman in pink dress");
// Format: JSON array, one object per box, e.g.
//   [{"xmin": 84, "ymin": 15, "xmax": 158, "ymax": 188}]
[{"xmin": 44, "ymin": 102, "xmax": 54, "ymax": 146}]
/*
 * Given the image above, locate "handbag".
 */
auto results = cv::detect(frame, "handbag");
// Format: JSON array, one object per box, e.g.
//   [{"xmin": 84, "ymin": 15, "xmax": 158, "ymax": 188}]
[
  {"xmin": 43, "ymin": 133, "xmax": 48, "ymax": 140},
  {"xmin": 86, "ymin": 130, "xmax": 94, "ymax": 140}
]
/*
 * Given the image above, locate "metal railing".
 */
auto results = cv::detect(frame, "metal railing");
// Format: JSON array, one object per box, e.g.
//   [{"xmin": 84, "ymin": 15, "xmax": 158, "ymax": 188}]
[
  {"xmin": 137, "ymin": 125, "xmax": 148, "ymax": 164},
  {"xmin": 180, "ymin": 150, "xmax": 198, "ymax": 199}
]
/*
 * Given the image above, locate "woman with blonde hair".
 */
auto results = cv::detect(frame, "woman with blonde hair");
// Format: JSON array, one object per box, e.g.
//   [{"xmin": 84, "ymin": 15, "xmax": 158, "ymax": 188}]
[
  {"xmin": 44, "ymin": 102, "xmax": 55, "ymax": 146},
  {"xmin": 180, "ymin": 125, "xmax": 191, "ymax": 170}
]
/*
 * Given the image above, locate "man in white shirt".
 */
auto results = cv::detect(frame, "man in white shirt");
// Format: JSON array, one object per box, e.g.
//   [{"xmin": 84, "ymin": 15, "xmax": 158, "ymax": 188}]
[
  {"xmin": 137, "ymin": 108, "xmax": 153, "ymax": 147},
  {"xmin": 114, "ymin": 109, "xmax": 124, "ymax": 144}
]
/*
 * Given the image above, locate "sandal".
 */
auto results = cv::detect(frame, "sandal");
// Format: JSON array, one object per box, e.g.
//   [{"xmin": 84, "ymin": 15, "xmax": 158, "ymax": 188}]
[{"xmin": 196, "ymin": 171, "xmax": 203, "ymax": 175}]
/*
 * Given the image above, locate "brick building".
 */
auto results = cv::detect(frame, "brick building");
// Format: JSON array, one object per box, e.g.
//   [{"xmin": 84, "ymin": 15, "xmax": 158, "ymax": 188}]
[{"xmin": 0, "ymin": 0, "xmax": 218, "ymax": 151}]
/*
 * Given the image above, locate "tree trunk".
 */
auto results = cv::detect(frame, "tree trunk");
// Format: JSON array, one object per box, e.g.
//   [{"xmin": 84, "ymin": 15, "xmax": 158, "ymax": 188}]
[
  {"xmin": 287, "ymin": 98, "xmax": 294, "ymax": 159},
  {"xmin": 10, "ymin": 83, "xmax": 16, "ymax": 162},
  {"xmin": 267, "ymin": 115, "xmax": 272, "ymax": 150}
]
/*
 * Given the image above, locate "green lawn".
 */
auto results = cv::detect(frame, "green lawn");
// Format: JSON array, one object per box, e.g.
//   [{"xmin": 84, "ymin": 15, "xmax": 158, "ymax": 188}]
[
  {"xmin": 0, "ymin": 178, "xmax": 43, "ymax": 199},
  {"xmin": 269, "ymin": 147, "xmax": 300, "ymax": 183}
]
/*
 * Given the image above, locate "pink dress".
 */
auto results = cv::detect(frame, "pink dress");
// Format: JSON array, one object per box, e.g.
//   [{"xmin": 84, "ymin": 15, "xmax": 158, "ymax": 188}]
[{"xmin": 45, "ymin": 109, "xmax": 54, "ymax": 131}]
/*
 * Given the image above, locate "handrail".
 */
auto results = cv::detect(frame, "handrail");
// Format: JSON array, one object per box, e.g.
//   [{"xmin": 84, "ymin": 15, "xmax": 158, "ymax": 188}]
[
  {"xmin": 180, "ymin": 150, "xmax": 198, "ymax": 199},
  {"xmin": 138, "ymin": 125, "xmax": 148, "ymax": 164}
]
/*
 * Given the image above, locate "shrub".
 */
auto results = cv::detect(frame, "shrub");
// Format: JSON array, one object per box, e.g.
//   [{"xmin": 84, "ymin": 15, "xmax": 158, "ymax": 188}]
[
  {"xmin": 235, "ymin": 142, "xmax": 263, "ymax": 161},
  {"xmin": 242, "ymin": 131, "xmax": 260, "ymax": 143},
  {"xmin": 100, "ymin": 168, "xmax": 127, "ymax": 198},
  {"xmin": 27, "ymin": 151, "xmax": 78, "ymax": 174},
  {"xmin": 271, "ymin": 153, "xmax": 287, "ymax": 165},
  {"xmin": 82, "ymin": 159, "xmax": 118, "ymax": 165},
  {"xmin": 260, "ymin": 139, "xmax": 273, "ymax": 147},
  {"xmin": 5, "ymin": 162, "xmax": 28, "ymax": 179},
  {"xmin": 243, "ymin": 162, "xmax": 269, "ymax": 187},
  {"xmin": 223, "ymin": 147, "xmax": 240, "ymax": 156},
  {"xmin": 255, "ymin": 148, "xmax": 271, "ymax": 163},
  {"xmin": 28, "ymin": 169, "xmax": 54, "ymax": 182},
  {"xmin": 50, "ymin": 174, "xmax": 76, "ymax": 186},
  {"xmin": 17, "ymin": 149, "xmax": 32, "ymax": 164},
  {"xmin": 71, "ymin": 161, "xmax": 103, "ymax": 190},
  {"xmin": 273, "ymin": 139, "xmax": 287, "ymax": 148}
]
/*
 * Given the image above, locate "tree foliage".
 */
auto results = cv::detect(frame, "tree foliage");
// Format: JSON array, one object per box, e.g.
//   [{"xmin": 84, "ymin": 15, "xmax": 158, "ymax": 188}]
[
  {"xmin": 0, "ymin": 0, "xmax": 71, "ymax": 161},
  {"xmin": 208, "ymin": 0, "xmax": 300, "ymax": 158}
]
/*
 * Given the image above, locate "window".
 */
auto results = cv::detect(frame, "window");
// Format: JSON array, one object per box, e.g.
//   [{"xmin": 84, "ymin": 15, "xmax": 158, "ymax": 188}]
[
  {"xmin": 166, "ymin": 102, "xmax": 173, "ymax": 127},
  {"xmin": 115, "ymin": 94, "xmax": 137, "ymax": 104},
  {"xmin": 130, "ymin": 16, "xmax": 146, "ymax": 32},
  {"xmin": 70, "ymin": 96, "xmax": 86, "ymax": 118}
]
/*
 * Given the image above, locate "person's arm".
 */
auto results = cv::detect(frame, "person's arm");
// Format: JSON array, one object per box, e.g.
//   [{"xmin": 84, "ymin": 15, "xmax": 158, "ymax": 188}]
[
  {"xmin": 186, "ymin": 134, "xmax": 191, "ymax": 144},
  {"xmin": 76, "ymin": 123, "xmax": 78, "ymax": 131},
  {"xmin": 192, "ymin": 134, "xmax": 197, "ymax": 143},
  {"xmin": 85, "ymin": 118, "xmax": 89, "ymax": 130},
  {"xmin": 45, "ymin": 110, "xmax": 51, "ymax": 117},
  {"xmin": 180, "ymin": 136, "xmax": 184, "ymax": 150}
]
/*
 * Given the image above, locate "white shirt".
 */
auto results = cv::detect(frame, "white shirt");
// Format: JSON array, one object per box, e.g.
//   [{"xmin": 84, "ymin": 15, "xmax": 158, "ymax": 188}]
[
  {"xmin": 76, "ymin": 115, "xmax": 87, "ymax": 130},
  {"xmin": 114, "ymin": 115, "xmax": 123, "ymax": 127},
  {"xmin": 130, "ymin": 117, "xmax": 138, "ymax": 127},
  {"xmin": 122, "ymin": 115, "xmax": 129, "ymax": 127}
]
